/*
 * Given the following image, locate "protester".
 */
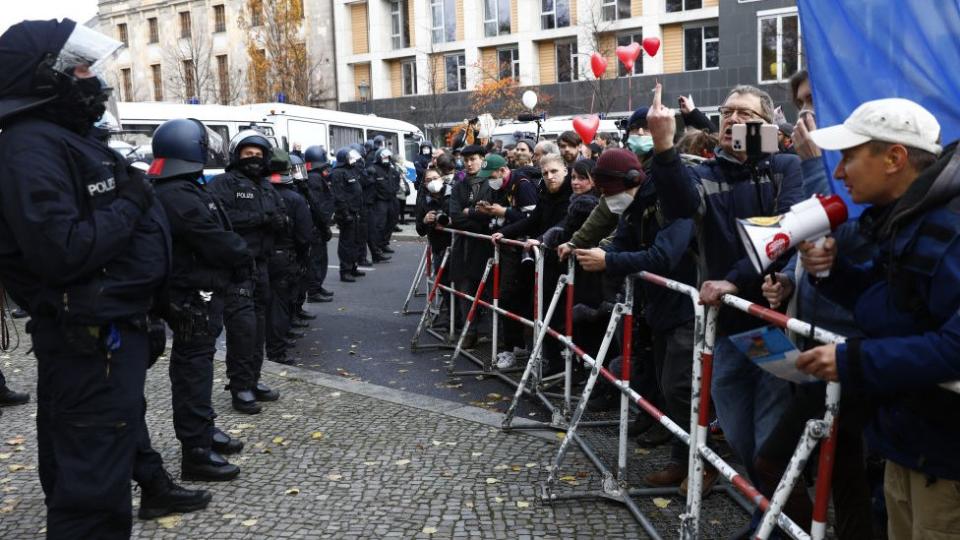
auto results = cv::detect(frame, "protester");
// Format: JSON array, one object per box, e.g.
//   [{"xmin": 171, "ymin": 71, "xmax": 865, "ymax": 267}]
[
  {"xmin": 557, "ymin": 130, "xmax": 582, "ymax": 168},
  {"xmin": 646, "ymin": 82, "xmax": 804, "ymax": 537},
  {"xmin": 795, "ymin": 98, "xmax": 959, "ymax": 540},
  {"xmin": 533, "ymin": 140, "xmax": 559, "ymax": 167}
]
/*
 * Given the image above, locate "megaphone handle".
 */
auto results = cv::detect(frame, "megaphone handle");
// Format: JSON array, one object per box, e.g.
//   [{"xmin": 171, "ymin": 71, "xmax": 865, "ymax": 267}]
[{"xmin": 813, "ymin": 236, "xmax": 830, "ymax": 279}]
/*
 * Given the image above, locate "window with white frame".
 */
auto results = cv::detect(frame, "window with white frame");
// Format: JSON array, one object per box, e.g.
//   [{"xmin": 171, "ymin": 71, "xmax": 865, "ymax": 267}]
[
  {"xmin": 617, "ymin": 30, "xmax": 643, "ymax": 76},
  {"xmin": 401, "ymin": 58, "xmax": 417, "ymax": 95},
  {"xmin": 431, "ymin": 0, "xmax": 457, "ymax": 44},
  {"xmin": 684, "ymin": 23, "xmax": 719, "ymax": 71},
  {"xmin": 541, "ymin": 0, "xmax": 571, "ymax": 30},
  {"xmin": 391, "ymin": 1, "xmax": 410, "ymax": 49},
  {"xmin": 497, "ymin": 47, "xmax": 519, "ymax": 80},
  {"xmin": 666, "ymin": 0, "xmax": 702, "ymax": 12},
  {"xmin": 759, "ymin": 9, "xmax": 801, "ymax": 83},
  {"xmin": 484, "ymin": 0, "xmax": 511, "ymax": 37},
  {"xmin": 445, "ymin": 53, "xmax": 466, "ymax": 92},
  {"xmin": 602, "ymin": 0, "xmax": 632, "ymax": 22},
  {"xmin": 556, "ymin": 40, "xmax": 578, "ymax": 82}
]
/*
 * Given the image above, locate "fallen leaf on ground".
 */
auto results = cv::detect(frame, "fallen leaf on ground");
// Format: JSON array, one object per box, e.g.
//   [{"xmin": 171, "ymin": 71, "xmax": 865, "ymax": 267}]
[
  {"xmin": 7, "ymin": 464, "xmax": 25, "ymax": 472},
  {"xmin": 272, "ymin": 436, "xmax": 284, "ymax": 444},
  {"xmin": 285, "ymin": 488, "xmax": 300, "ymax": 496},
  {"xmin": 0, "ymin": 453, "xmax": 11, "ymax": 460},
  {"xmin": 431, "ymin": 440, "xmax": 442, "ymax": 446},
  {"xmin": 363, "ymin": 461, "xmax": 377, "ymax": 466},
  {"xmin": 236, "ymin": 424, "xmax": 256, "ymax": 430},
  {"xmin": 5, "ymin": 436, "xmax": 25, "ymax": 446},
  {"xmin": 493, "ymin": 464, "xmax": 509, "ymax": 471},
  {"xmin": 516, "ymin": 501, "xmax": 530, "ymax": 509},
  {"xmin": 485, "ymin": 477, "xmax": 499, "ymax": 484},
  {"xmin": 486, "ymin": 393, "xmax": 501, "ymax": 400},
  {"xmin": 494, "ymin": 496, "xmax": 504, "ymax": 503},
  {"xmin": 281, "ymin": 414, "xmax": 297, "ymax": 419},
  {"xmin": 156, "ymin": 515, "xmax": 181, "ymax": 529},
  {"xmin": 555, "ymin": 432, "xmax": 566, "ymax": 440},
  {"xmin": 471, "ymin": 452, "xmax": 483, "ymax": 458},
  {"xmin": 422, "ymin": 526, "xmax": 438, "ymax": 534},
  {"xmin": 525, "ymin": 463, "xmax": 537, "ymax": 468},
  {"xmin": 326, "ymin": 473, "xmax": 343, "ymax": 481},
  {"xmin": 634, "ymin": 447, "xmax": 650, "ymax": 455},
  {"xmin": 330, "ymin": 392, "xmax": 342, "ymax": 397},
  {"xmin": 227, "ymin": 429, "xmax": 242, "ymax": 436},
  {"xmin": 241, "ymin": 519, "xmax": 257, "ymax": 527},
  {"xmin": 311, "ymin": 432, "xmax": 324, "ymax": 440},
  {"xmin": 653, "ymin": 497, "xmax": 671, "ymax": 509},
  {"xmin": 222, "ymin": 513, "xmax": 237, "ymax": 519},
  {"xmin": 394, "ymin": 459, "xmax": 411, "ymax": 466}
]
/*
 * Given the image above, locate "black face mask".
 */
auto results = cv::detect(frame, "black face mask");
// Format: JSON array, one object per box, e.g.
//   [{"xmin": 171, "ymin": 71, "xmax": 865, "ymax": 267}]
[
  {"xmin": 35, "ymin": 76, "xmax": 111, "ymax": 135},
  {"xmin": 238, "ymin": 156, "xmax": 266, "ymax": 178}
]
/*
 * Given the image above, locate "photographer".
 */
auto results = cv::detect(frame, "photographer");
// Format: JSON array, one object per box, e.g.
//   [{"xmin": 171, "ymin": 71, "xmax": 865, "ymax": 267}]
[
  {"xmin": 646, "ymin": 82, "xmax": 804, "ymax": 533},
  {"xmin": 794, "ymin": 99, "xmax": 960, "ymax": 540},
  {"xmin": 415, "ymin": 167, "xmax": 452, "ymax": 269}
]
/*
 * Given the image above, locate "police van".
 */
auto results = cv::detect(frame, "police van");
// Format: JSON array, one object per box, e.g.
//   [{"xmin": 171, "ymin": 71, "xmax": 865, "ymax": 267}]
[{"xmin": 115, "ymin": 102, "xmax": 424, "ymax": 205}]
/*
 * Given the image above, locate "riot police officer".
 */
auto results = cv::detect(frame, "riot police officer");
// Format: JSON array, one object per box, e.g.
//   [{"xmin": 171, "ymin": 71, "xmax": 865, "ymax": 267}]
[
  {"xmin": 0, "ymin": 19, "xmax": 210, "ymax": 537},
  {"xmin": 209, "ymin": 130, "xmax": 283, "ymax": 414},
  {"xmin": 265, "ymin": 150, "xmax": 313, "ymax": 366},
  {"xmin": 330, "ymin": 147, "xmax": 366, "ymax": 282},
  {"xmin": 303, "ymin": 145, "xmax": 335, "ymax": 302},
  {"xmin": 356, "ymin": 144, "xmax": 391, "ymax": 264},
  {"xmin": 149, "ymin": 118, "xmax": 250, "ymax": 481},
  {"xmin": 368, "ymin": 147, "xmax": 401, "ymax": 256}
]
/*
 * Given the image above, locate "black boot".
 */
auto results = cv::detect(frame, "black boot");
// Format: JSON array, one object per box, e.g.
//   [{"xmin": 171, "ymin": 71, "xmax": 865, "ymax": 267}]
[
  {"xmin": 254, "ymin": 382, "xmax": 280, "ymax": 401},
  {"xmin": 138, "ymin": 471, "xmax": 212, "ymax": 520},
  {"xmin": 381, "ymin": 246, "xmax": 395, "ymax": 254},
  {"xmin": 10, "ymin": 308, "xmax": 28, "ymax": 319},
  {"xmin": 319, "ymin": 288, "xmax": 334, "ymax": 297},
  {"xmin": 297, "ymin": 309, "xmax": 319, "ymax": 319},
  {"xmin": 350, "ymin": 268, "xmax": 366, "ymax": 277},
  {"xmin": 290, "ymin": 319, "xmax": 309, "ymax": 328},
  {"xmin": 285, "ymin": 330, "xmax": 305, "ymax": 339},
  {"xmin": 211, "ymin": 428, "xmax": 244, "ymax": 455},
  {"xmin": 268, "ymin": 353, "xmax": 295, "ymax": 366},
  {"xmin": 372, "ymin": 252, "xmax": 392, "ymax": 263},
  {"xmin": 340, "ymin": 272, "xmax": 356, "ymax": 283},
  {"xmin": 307, "ymin": 293, "xmax": 333, "ymax": 302},
  {"xmin": 0, "ymin": 385, "xmax": 29, "ymax": 406},
  {"xmin": 231, "ymin": 389, "xmax": 262, "ymax": 415},
  {"xmin": 181, "ymin": 447, "xmax": 240, "ymax": 482},
  {"xmin": 358, "ymin": 258, "xmax": 372, "ymax": 266}
]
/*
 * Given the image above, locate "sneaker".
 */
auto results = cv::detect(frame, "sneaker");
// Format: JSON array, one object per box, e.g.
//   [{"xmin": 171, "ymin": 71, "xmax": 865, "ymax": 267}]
[{"xmin": 495, "ymin": 351, "xmax": 516, "ymax": 369}]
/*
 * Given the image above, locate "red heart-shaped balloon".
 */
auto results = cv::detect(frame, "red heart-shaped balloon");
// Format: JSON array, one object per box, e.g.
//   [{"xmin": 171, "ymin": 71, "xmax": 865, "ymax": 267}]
[
  {"xmin": 616, "ymin": 43, "xmax": 641, "ymax": 71},
  {"xmin": 590, "ymin": 52, "xmax": 608, "ymax": 79},
  {"xmin": 572, "ymin": 115, "xmax": 600, "ymax": 145},
  {"xmin": 642, "ymin": 37, "xmax": 661, "ymax": 58}
]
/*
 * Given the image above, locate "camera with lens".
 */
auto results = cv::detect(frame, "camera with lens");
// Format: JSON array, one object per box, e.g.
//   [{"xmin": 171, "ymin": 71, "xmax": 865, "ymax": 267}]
[{"xmin": 435, "ymin": 211, "xmax": 450, "ymax": 226}]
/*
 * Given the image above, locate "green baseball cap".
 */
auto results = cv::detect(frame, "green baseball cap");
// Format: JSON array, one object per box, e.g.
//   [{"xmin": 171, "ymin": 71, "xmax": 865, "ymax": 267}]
[{"xmin": 477, "ymin": 154, "xmax": 507, "ymax": 178}]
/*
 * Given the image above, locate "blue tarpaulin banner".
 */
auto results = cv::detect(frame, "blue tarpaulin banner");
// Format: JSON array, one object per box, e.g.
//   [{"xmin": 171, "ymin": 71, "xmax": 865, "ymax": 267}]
[{"xmin": 797, "ymin": 0, "xmax": 960, "ymax": 216}]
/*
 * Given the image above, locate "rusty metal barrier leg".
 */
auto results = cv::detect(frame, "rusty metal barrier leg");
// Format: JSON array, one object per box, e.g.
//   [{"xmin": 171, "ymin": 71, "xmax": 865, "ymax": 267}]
[{"xmin": 410, "ymin": 248, "xmax": 450, "ymax": 349}]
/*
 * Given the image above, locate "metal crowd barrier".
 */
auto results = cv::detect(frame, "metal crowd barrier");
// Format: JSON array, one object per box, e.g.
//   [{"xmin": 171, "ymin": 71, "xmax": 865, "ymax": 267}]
[{"xmin": 401, "ymin": 230, "xmax": 959, "ymax": 539}]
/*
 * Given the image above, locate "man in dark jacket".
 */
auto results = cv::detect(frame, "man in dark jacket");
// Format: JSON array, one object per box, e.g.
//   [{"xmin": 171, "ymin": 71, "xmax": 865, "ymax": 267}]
[
  {"xmin": 369, "ymin": 148, "xmax": 401, "ymax": 257},
  {"xmin": 331, "ymin": 147, "xmax": 366, "ymax": 281},
  {"xmin": 447, "ymin": 144, "xmax": 492, "ymax": 347},
  {"xmin": 264, "ymin": 150, "xmax": 313, "ymax": 366},
  {"xmin": 0, "ymin": 19, "xmax": 209, "ymax": 537},
  {"xmin": 149, "ymin": 118, "xmax": 249, "ymax": 482},
  {"xmin": 414, "ymin": 141, "xmax": 434, "ymax": 188},
  {"xmin": 303, "ymin": 145, "xmax": 335, "ymax": 301},
  {"xmin": 646, "ymin": 83, "xmax": 804, "ymax": 491},
  {"xmin": 795, "ymin": 99, "xmax": 960, "ymax": 539},
  {"xmin": 209, "ymin": 130, "xmax": 284, "ymax": 413}
]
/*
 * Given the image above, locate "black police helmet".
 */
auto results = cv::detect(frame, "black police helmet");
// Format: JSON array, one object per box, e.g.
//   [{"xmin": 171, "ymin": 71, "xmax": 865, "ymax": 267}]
[
  {"xmin": 147, "ymin": 118, "xmax": 208, "ymax": 180},
  {"xmin": 304, "ymin": 145, "xmax": 328, "ymax": 167}
]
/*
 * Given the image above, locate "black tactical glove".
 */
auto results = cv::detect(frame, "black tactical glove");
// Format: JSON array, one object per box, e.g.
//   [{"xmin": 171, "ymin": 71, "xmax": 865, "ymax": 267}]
[
  {"xmin": 116, "ymin": 165, "xmax": 154, "ymax": 212},
  {"xmin": 321, "ymin": 225, "xmax": 333, "ymax": 242}
]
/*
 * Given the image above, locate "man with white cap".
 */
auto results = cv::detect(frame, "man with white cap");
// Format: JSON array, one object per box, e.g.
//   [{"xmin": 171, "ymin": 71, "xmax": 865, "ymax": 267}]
[{"xmin": 795, "ymin": 98, "xmax": 960, "ymax": 539}]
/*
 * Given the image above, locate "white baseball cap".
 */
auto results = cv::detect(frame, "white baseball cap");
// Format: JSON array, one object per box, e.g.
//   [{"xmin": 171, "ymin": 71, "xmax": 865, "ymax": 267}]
[{"xmin": 809, "ymin": 98, "xmax": 942, "ymax": 155}]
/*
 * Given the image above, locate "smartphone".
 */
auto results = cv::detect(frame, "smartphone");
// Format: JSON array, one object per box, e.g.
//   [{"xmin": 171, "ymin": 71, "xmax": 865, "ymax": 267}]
[{"xmin": 731, "ymin": 122, "xmax": 778, "ymax": 157}]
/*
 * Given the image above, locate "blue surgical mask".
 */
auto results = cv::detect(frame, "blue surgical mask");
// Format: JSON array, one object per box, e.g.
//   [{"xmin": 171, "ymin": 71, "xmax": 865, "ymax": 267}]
[{"xmin": 627, "ymin": 135, "xmax": 654, "ymax": 155}]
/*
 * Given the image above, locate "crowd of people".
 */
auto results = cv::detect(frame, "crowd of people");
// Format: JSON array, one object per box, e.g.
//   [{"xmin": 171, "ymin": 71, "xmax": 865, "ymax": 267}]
[
  {"xmin": 0, "ymin": 15, "xmax": 958, "ymax": 540},
  {"xmin": 412, "ymin": 75, "xmax": 960, "ymax": 539}
]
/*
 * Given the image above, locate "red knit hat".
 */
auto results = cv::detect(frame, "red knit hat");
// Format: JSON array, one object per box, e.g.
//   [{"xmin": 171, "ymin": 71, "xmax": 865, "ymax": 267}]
[{"xmin": 592, "ymin": 149, "xmax": 645, "ymax": 195}]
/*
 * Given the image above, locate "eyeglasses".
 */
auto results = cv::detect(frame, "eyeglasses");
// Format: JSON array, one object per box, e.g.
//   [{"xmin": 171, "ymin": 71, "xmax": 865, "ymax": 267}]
[{"xmin": 719, "ymin": 106, "xmax": 767, "ymax": 121}]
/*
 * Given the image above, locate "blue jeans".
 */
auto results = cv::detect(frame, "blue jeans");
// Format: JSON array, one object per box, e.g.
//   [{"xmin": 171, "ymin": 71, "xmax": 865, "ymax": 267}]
[{"xmin": 712, "ymin": 335, "xmax": 792, "ymax": 479}]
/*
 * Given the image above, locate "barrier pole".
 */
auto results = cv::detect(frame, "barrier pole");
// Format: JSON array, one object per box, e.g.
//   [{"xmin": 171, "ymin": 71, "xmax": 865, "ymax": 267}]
[
  {"xmin": 491, "ymin": 244, "xmax": 501, "ymax": 371},
  {"xmin": 402, "ymin": 243, "xmax": 429, "ymax": 314},
  {"xmin": 450, "ymin": 259, "xmax": 494, "ymax": 364},
  {"xmin": 410, "ymin": 247, "xmax": 450, "ymax": 348},
  {"xmin": 501, "ymin": 271, "xmax": 568, "ymax": 429},
  {"xmin": 563, "ymin": 256, "xmax": 575, "ymax": 418},
  {"xmin": 618, "ymin": 278, "xmax": 634, "ymax": 483}
]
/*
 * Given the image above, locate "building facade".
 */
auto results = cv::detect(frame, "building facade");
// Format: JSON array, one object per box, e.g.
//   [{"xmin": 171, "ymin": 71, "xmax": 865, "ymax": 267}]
[
  {"xmin": 95, "ymin": 0, "xmax": 338, "ymax": 109},
  {"xmin": 334, "ymin": 0, "xmax": 803, "ymax": 141}
]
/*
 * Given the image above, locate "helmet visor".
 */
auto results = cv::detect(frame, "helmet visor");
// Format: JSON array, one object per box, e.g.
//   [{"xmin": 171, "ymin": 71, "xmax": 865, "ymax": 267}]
[
  {"xmin": 292, "ymin": 162, "xmax": 308, "ymax": 180},
  {"xmin": 54, "ymin": 24, "xmax": 123, "ymax": 76}
]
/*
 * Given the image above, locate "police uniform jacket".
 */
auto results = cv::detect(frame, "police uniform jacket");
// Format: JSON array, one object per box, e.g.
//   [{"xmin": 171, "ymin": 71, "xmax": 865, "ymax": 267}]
[
  {"xmin": 370, "ymin": 162, "xmax": 400, "ymax": 202},
  {"xmin": 0, "ymin": 117, "xmax": 170, "ymax": 324},
  {"xmin": 273, "ymin": 184, "xmax": 314, "ymax": 264},
  {"xmin": 209, "ymin": 169, "xmax": 275, "ymax": 261},
  {"xmin": 305, "ymin": 167, "xmax": 336, "ymax": 229},
  {"xmin": 330, "ymin": 164, "xmax": 364, "ymax": 219},
  {"xmin": 153, "ymin": 176, "xmax": 251, "ymax": 293}
]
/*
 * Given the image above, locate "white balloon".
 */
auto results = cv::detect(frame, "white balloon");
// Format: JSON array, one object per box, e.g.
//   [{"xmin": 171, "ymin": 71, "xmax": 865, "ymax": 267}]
[{"xmin": 522, "ymin": 90, "xmax": 538, "ymax": 110}]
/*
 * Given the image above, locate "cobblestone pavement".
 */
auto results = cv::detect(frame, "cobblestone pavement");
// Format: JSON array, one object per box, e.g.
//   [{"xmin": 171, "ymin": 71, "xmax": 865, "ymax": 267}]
[{"xmin": 0, "ymin": 316, "xmax": 755, "ymax": 540}]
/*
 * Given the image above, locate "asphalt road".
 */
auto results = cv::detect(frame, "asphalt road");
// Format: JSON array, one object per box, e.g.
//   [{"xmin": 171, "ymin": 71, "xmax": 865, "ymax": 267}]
[{"xmin": 286, "ymin": 235, "xmax": 549, "ymax": 420}]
